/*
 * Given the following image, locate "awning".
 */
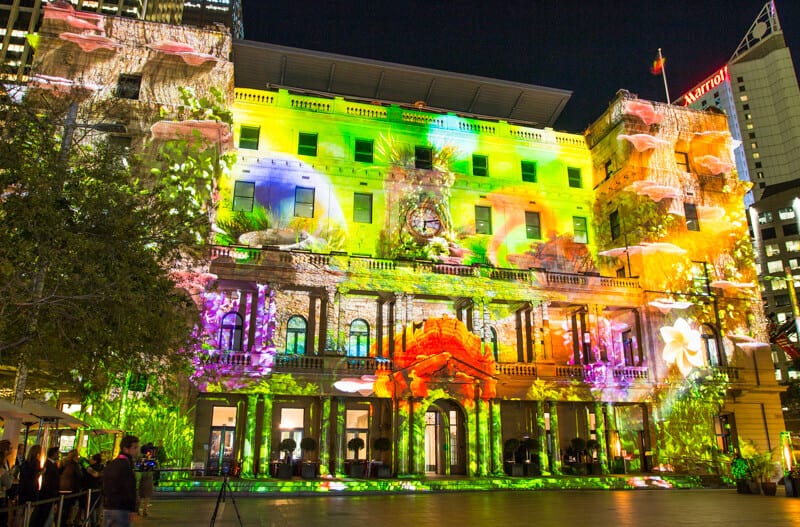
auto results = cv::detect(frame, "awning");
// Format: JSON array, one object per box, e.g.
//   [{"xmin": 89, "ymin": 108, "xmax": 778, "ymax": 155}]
[
  {"xmin": 0, "ymin": 399, "xmax": 38, "ymax": 422},
  {"xmin": 21, "ymin": 400, "xmax": 88, "ymax": 430}
]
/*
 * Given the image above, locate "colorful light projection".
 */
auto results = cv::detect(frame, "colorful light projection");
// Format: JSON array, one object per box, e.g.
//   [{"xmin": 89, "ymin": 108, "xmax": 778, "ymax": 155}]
[
  {"xmin": 659, "ymin": 318, "xmax": 704, "ymax": 377},
  {"xmin": 222, "ymin": 90, "xmax": 593, "ymax": 273},
  {"xmin": 373, "ymin": 317, "xmax": 496, "ymax": 403}
]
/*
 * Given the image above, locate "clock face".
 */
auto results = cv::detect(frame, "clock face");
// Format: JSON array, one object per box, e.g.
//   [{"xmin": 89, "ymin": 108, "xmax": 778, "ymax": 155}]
[{"xmin": 407, "ymin": 205, "xmax": 442, "ymax": 238}]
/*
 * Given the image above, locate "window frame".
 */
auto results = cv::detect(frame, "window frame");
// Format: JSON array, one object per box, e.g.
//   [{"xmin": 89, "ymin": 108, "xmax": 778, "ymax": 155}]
[
  {"xmin": 525, "ymin": 211, "xmax": 541, "ymax": 240},
  {"xmin": 353, "ymin": 192, "xmax": 373, "ymax": 224},
  {"xmin": 286, "ymin": 315, "xmax": 308, "ymax": 355},
  {"xmin": 685, "ymin": 203, "xmax": 700, "ymax": 231},
  {"xmin": 354, "ymin": 139, "xmax": 374, "ymax": 163},
  {"xmin": 232, "ymin": 181, "xmax": 255, "ymax": 212},
  {"xmin": 521, "ymin": 160, "xmax": 537, "ymax": 183},
  {"xmin": 116, "ymin": 73, "xmax": 142, "ymax": 100},
  {"xmin": 675, "ymin": 152, "xmax": 690, "ymax": 172},
  {"xmin": 239, "ymin": 125, "xmax": 260, "ymax": 150},
  {"xmin": 348, "ymin": 319, "xmax": 370, "ymax": 357},
  {"xmin": 298, "ymin": 132, "xmax": 318, "ymax": 157},
  {"xmin": 472, "ymin": 154, "xmax": 488, "ymax": 177},
  {"xmin": 220, "ymin": 312, "xmax": 244, "ymax": 352},
  {"xmin": 415, "ymin": 146, "xmax": 433, "ymax": 170},
  {"xmin": 567, "ymin": 167, "xmax": 582, "ymax": 188},
  {"xmin": 294, "ymin": 186, "xmax": 315, "ymax": 218},
  {"xmin": 475, "ymin": 205, "xmax": 492, "ymax": 235},
  {"xmin": 573, "ymin": 216, "xmax": 588, "ymax": 244},
  {"xmin": 609, "ymin": 209, "xmax": 621, "ymax": 240}
]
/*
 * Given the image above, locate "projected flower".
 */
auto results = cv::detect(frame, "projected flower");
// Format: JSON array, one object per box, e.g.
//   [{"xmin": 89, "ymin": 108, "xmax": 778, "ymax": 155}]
[{"xmin": 660, "ymin": 318, "xmax": 704, "ymax": 377}]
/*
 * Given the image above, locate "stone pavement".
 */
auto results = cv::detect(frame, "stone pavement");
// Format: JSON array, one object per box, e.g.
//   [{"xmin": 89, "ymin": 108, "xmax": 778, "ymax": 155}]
[{"xmin": 140, "ymin": 489, "xmax": 800, "ymax": 527}]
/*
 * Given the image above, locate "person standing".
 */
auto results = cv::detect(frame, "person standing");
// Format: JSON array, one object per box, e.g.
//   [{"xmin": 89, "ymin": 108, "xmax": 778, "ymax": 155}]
[
  {"xmin": 31, "ymin": 447, "xmax": 60, "ymax": 527},
  {"xmin": 102, "ymin": 436, "xmax": 139, "ymax": 527},
  {"xmin": 0, "ymin": 440, "xmax": 13, "ymax": 527},
  {"xmin": 18, "ymin": 444, "xmax": 42, "ymax": 526},
  {"xmin": 58, "ymin": 449, "xmax": 83, "ymax": 527},
  {"xmin": 137, "ymin": 446, "xmax": 155, "ymax": 518},
  {"xmin": 84, "ymin": 454, "xmax": 104, "ymax": 527}
]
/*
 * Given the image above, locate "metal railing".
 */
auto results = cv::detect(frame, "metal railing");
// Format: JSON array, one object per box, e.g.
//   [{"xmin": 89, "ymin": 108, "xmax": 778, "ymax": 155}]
[{"xmin": 2, "ymin": 488, "xmax": 98, "ymax": 527}]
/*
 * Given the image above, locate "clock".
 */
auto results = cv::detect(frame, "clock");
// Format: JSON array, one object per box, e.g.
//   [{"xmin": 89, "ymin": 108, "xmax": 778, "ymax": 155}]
[{"xmin": 407, "ymin": 205, "xmax": 443, "ymax": 238}]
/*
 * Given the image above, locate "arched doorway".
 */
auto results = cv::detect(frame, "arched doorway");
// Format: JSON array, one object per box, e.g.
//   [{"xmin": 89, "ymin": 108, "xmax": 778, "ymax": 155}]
[{"xmin": 424, "ymin": 400, "xmax": 466, "ymax": 475}]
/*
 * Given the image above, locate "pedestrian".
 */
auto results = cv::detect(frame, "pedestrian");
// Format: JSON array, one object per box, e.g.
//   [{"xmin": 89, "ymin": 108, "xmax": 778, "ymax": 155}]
[
  {"xmin": 137, "ymin": 445, "xmax": 155, "ymax": 518},
  {"xmin": 31, "ymin": 447, "xmax": 60, "ymax": 527},
  {"xmin": 84, "ymin": 454, "xmax": 104, "ymax": 527},
  {"xmin": 0, "ymin": 440, "xmax": 13, "ymax": 527},
  {"xmin": 18, "ymin": 445, "xmax": 42, "ymax": 522},
  {"xmin": 102, "ymin": 435, "xmax": 139, "ymax": 527},
  {"xmin": 58, "ymin": 449, "xmax": 83, "ymax": 526}
]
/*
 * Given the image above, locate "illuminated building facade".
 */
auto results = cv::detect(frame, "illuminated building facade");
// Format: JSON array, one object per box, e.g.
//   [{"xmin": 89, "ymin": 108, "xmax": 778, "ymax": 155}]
[
  {"xmin": 0, "ymin": 0, "xmax": 241, "ymax": 81},
  {"xmin": 22, "ymin": 7, "xmax": 785, "ymax": 479},
  {"xmin": 678, "ymin": 1, "xmax": 800, "ymax": 202}
]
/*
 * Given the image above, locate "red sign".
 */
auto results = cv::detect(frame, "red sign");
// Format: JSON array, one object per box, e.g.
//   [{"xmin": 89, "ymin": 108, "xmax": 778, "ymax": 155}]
[{"xmin": 682, "ymin": 65, "xmax": 729, "ymax": 106}]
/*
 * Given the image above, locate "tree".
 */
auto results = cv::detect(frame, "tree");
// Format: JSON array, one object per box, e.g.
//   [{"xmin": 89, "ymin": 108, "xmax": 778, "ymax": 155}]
[{"xmin": 0, "ymin": 86, "xmax": 230, "ymax": 444}]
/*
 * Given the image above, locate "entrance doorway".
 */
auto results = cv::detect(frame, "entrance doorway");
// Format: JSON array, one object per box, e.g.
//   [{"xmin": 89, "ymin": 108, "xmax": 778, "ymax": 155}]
[
  {"xmin": 423, "ymin": 400, "xmax": 466, "ymax": 475},
  {"xmin": 207, "ymin": 406, "xmax": 237, "ymax": 475}
]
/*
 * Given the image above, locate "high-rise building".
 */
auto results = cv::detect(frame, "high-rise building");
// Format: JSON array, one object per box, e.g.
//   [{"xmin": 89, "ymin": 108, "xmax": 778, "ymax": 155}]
[
  {"xmin": 0, "ymin": 0, "xmax": 241, "ymax": 81},
  {"xmin": 677, "ymin": 1, "xmax": 800, "ymax": 203}
]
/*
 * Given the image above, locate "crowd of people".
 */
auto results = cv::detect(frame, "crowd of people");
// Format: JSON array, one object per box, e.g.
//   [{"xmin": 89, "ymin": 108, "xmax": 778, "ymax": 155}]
[{"xmin": 0, "ymin": 436, "xmax": 158, "ymax": 527}]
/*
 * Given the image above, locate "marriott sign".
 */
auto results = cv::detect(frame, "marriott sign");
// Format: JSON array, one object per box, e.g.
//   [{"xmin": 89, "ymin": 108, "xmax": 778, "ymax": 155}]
[{"xmin": 681, "ymin": 65, "xmax": 729, "ymax": 106}]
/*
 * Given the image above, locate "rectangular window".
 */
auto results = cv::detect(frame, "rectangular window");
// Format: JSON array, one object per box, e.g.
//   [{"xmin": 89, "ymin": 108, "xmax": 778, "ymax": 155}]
[
  {"xmin": 759, "ymin": 211, "xmax": 773, "ymax": 224},
  {"xmin": 604, "ymin": 160, "xmax": 613, "ymax": 179},
  {"xmin": 767, "ymin": 260, "xmax": 783, "ymax": 273},
  {"xmin": 472, "ymin": 154, "xmax": 488, "ymax": 176},
  {"xmin": 353, "ymin": 193, "xmax": 373, "ymax": 224},
  {"xmin": 610, "ymin": 209, "xmax": 621, "ymax": 240},
  {"xmin": 786, "ymin": 240, "xmax": 800, "ymax": 253},
  {"xmin": 278, "ymin": 408, "xmax": 304, "ymax": 460},
  {"xmin": 675, "ymin": 152, "xmax": 690, "ymax": 172},
  {"xmin": 771, "ymin": 279, "xmax": 787, "ymax": 291},
  {"xmin": 116, "ymin": 74, "xmax": 141, "ymax": 100},
  {"xmin": 784, "ymin": 223, "xmax": 799, "ymax": 236},
  {"xmin": 525, "ymin": 211, "xmax": 541, "ymax": 240},
  {"xmin": 573, "ymin": 216, "xmax": 588, "ymax": 244},
  {"xmin": 415, "ymin": 146, "xmax": 433, "ymax": 169},
  {"xmin": 567, "ymin": 167, "xmax": 582, "ymax": 188},
  {"xmin": 345, "ymin": 408, "xmax": 369, "ymax": 456},
  {"xmin": 475, "ymin": 205, "xmax": 492, "ymax": 235},
  {"xmin": 779, "ymin": 207, "xmax": 796, "ymax": 221},
  {"xmin": 775, "ymin": 295, "xmax": 791, "ymax": 307},
  {"xmin": 521, "ymin": 161, "xmax": 537, "ymax": 182},
  {"xmin": 239, "ymin": 125, "xmax": 260, "ymax": 150},
  {"xmin": 765, "ymin": 243, "xmax": 781, "ymax": 257},
  {"xmin": 354, "ymin": 139, "xmax": 373, "ymax": 163},
  {"xmin": 232, "ymin": 181, "xmax": 255, "ymax": 212},
  {"xmin": 790, "ymin": 258, "xmax": 799, "ymax": 270},
  {"xmin": 298, "ymin": 132, "xmax": 318, "ymax": 156},
  {"xmin": 294, "ymin": 187, "xmax": 315, "ymax": 218},
  {"xmin": 685, "ymin": 203, "xmax": 700, "ymax": 231},
  {"xmin": 762, "ymin": 227, "xmax": 777, "ymax": 239}
]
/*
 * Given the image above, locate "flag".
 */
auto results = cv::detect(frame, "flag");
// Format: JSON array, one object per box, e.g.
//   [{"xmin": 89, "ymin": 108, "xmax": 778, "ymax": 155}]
[
  {"xmin": 650, "ymin": 54, "xmax": 666, "ymax": 75},
  {"xmin": 774, "ymin": 333, "xmax": 799, "ymax": 359}
]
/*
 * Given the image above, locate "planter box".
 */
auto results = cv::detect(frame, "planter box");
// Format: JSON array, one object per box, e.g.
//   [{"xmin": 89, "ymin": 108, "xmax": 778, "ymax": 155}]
[
  {"xmin": 505, "ymin": 462, "xmax": 523, "ymax": 477},
  {"xmin": 349, "ymin": 462, "xmax": 365, "ymax": 478},
  {"xmin": 277, "ymin": 463, "xmax": 293, "ymax": 479},
  {"xmin": 375, "ymin": 465, "xmax": 392, "ymax": 478},
  {"xmin": 785, "ymin": 477, "xmax": 800, "ymax": 497},
  {"xmin": 523, "ymin": 462, "xmax": 539, "ymax": 477},
  {"xmin": 761, "ymin": 482, "xmax": 777, "ymax": 496},
  {"xmin": 301, "ymin": 463, "xmax": 318, "ymax": 479}
]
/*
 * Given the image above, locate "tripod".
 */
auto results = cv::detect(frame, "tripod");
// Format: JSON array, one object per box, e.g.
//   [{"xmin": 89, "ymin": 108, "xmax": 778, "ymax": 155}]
[{"xmin": 209, "ymin": 474, "xmax": 243, "ymax": 527}]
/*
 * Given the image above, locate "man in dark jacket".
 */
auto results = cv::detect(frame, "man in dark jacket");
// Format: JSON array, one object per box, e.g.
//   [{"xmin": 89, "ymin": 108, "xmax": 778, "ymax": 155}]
[
  {"xmin": 31, "ymin": 447, "xmax": 60, "ymax": 527},
  {"xmin": 102, "ymin": 435, "xmax": 139, "ymax": 527}
]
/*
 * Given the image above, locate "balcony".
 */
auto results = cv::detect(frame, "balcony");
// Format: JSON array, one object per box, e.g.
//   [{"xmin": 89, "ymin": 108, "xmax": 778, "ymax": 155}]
[
  {"xmin": 210, "ymin": 246, "xmax": 641, "ymax": 292},
  {"xmin": 273, "ymin": 354, "xmax": 393, "ymax": 375}
]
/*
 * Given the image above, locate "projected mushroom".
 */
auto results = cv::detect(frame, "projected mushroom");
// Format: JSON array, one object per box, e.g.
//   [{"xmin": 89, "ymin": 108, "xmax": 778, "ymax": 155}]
[
  {"xmin": 624, "ymin": 100, "xmax": 663, "ymax": 126},
  {"xmin": 619, "ymin": 133, "xmax": 669, "ymax": 152}
]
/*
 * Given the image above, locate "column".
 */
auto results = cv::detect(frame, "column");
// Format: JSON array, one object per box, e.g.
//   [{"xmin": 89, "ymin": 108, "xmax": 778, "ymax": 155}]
[
  {"xmin": 375, "ymin": 296, "xmax": 385, "ymax": 358},
  {"xmin": 259, "ymin": 395, "xmax": 273, "ymax": 476},
  {"xmin": 335, "ymin": 398, "xmax": 346, "ymax": 476},
  {"xmin": 471, "ymin": 299, "xmax": 482, "ymax": 337},
  {"xmin": 532, "ymin": 304, "xmax": 544, "ymax": 361},
  {"xmin": 524, "ymin": 306, "xmax": 533, "ymax": 363},
  {"xmin": 541, "ymin": 302, "xmax": 553, "ymax": 360},
  {"xmin": 336, "ymin": 286, "xmax": 348, "ymax": 355},
  {"xmin": 490, "ymin": 399, "xmax": 503, "ymax": 475},
  {"xmin": 641, "ymin": 402, "xmax": 651, "ymax": 472},
  {"xmin": 536, "ymin": 400, "xmax": 550, "ymax": 475},
  {"xmin": 549, "ymin": 402, "xmax": 561, "ymax": 474},
  {"xmin": 395, "ymin": 398, "xmax": 410, "ymax": 476},
  {"xmin": 388, "ymin": 296, "xmax": 396, "ymax": 358},
  {"xmin": 411, "ymin": 398, "xmax": 426, "ymax": 475},
  {"xmin": 307, "ymin": 294, "xmax": 318, "ymax": 355},
  {"xmin": 633, "ymin": 308, "xmax": 645, "ymax": 366},
  {"xmin": 241, "ymin": 394, "xmax": 258, "ymax": 477},
  {"xmin": 594, "ymin": 402, "xmax": 608, "ymax": 474},
  {"xmin": 318, "ymin": 289, "xmax": 329, "ymax": 355},
  {"xmin": 515, "ymin": 309, "xmax": 525, "ymax": 363},
  {"xmin": 319, "ymin": 397, "xmax": 332, "ymax": 476},
  {"xmin": 605, "ymin": 403, "xmax": 619, "ymax": 473}
]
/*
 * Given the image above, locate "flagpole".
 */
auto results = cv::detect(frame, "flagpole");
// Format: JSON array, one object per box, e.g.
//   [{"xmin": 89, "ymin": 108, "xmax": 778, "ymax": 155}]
[{"xmin": 658, "ymin": 48, "xmax": 671, "ymax": 104}]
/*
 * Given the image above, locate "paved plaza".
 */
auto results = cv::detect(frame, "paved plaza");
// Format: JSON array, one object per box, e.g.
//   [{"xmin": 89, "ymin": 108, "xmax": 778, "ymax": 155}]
[{"xmin": 140, "ymin": 489, "xmax": 800, "ymax": 527}]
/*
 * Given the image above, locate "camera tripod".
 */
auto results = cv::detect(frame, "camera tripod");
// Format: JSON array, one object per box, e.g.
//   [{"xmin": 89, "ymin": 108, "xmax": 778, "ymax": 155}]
[{"xmin": 209, "ymin": 473, "xmax": 243, "ymax": 527}]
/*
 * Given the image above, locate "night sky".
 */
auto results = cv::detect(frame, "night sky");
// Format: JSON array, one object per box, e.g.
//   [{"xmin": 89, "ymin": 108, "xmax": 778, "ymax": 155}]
[{"xmin": 241, "ymin": 1, "xmax": 800, "ymax": 133}]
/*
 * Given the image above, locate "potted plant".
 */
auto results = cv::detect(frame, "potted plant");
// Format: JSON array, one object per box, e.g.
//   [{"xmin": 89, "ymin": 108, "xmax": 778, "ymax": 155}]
[
  {"xmin": 784, "ymin": 466, "xmax": 800, "ymax": 497},
  {"xmin": 372, "ymin": 437, "xmax": 392, "ymax": 478},
  {"xmin": 504, "ymin": 438, "xmax": 522, "ymax": 476},
  {"xmin": 748, "ymin": 449, "xmax": 778, "ymax": 496},
  {"xmin": 300, "ymin": 437, "xmax": 318, "ymax": 479},
  {"xmin": 278, "ymin": 438, "xmax": 297, "ymax": 479},
  {"xmin": 347, "ymin": 436, "xmax": 366, "ymax": 477},
  {"xmin": 520, "ymin": 437, "xmax": 540, "ymax": 477}
]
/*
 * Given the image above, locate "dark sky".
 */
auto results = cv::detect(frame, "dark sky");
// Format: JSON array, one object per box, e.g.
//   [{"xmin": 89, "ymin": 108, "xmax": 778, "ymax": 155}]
[{"xmin": 241, "ymin": 1, "xmax": 800, "ymax": 133}]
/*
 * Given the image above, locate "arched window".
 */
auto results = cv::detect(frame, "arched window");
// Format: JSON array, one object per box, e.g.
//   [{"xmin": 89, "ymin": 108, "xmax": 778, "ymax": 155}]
[
  {"xmin": 702, "ymin": 324, "xmax": 722, "ymax": 367},
  {"xmin": 348, "ymin": 319, "xmax": 370, "ymax": 357},
  {"xmin": 286, "ymin": 316, "xmax": 307, "ymax": 355},
  {"xmin": 489, "ymin": 326, "xmax": 499, "ymax": 362},
  {"xmin": 220, "ymin": 312, "xmax": 243, "ymax": 351}
]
